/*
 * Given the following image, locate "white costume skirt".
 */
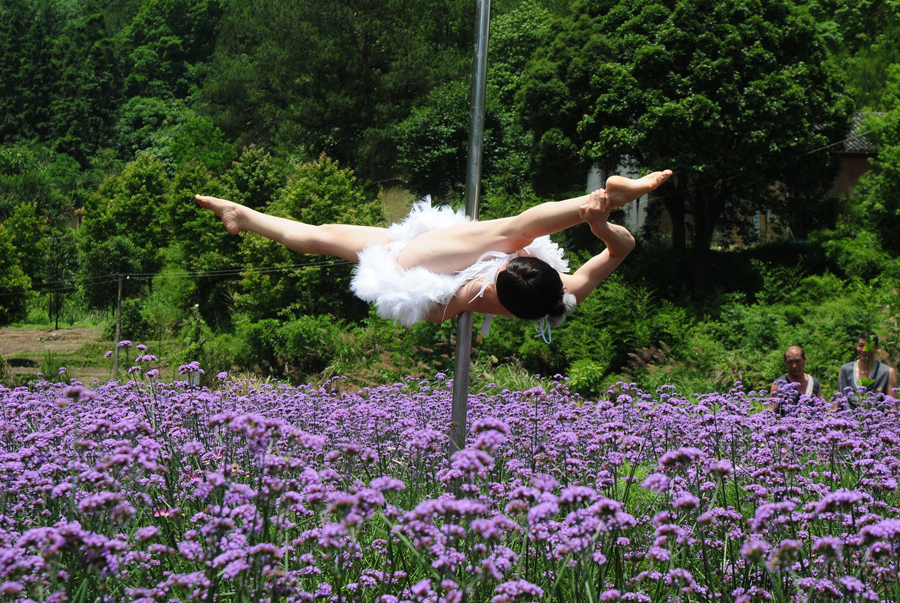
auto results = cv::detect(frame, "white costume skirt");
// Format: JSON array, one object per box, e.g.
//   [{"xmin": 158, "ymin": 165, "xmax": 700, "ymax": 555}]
[{"xmin": 351, "ymin": 200, "xmax": 569, "ymax": 327}]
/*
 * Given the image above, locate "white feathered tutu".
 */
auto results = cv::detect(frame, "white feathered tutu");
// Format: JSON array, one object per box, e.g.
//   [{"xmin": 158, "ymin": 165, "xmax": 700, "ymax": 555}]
[{"xmin": 351, "ymin": 200, "xmax": 569, "ymax": 327}]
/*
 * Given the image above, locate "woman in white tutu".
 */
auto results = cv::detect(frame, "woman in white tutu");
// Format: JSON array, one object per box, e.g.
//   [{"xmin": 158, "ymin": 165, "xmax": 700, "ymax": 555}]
[{"xmin": 196, "ymin": 170, "xmax": 671, "ymax": 332}]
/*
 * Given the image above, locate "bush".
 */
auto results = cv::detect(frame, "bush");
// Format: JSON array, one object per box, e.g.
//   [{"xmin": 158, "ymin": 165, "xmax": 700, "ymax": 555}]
[
  {"xmin": 142, "ymin": 261, "xmax": 194, "ymax": 341},
  {"xmin": 567, "ymin": 359, "xmax": 606, "ymax": 398},
  {"xmin": 196, "ymin": 331, "xmax": 242, "ymax": 378},
  {"xmin": 0, "ymin": 353, "xmax": 9, "ymax": 384},
  {"xmin": 102, "ymin": 298, "xmax": 151, "ymax": 342},
  {"xmin": 25, "ymin": 304, "xmax": 49, "ymax": 325},
  {"xmin": 276, "ymin": 315, "xmax": 348, "ymax": 378},
  {"xmin": 820, "ymin": 229, "xmax": 890, "ymax": 280},
  {"xmin": 214, "ymin": 316, "xmax": 356, "ymax": 382},
  {"xmin": 0, "ymin": 224, "xmax": 30, "ymax": 326}
]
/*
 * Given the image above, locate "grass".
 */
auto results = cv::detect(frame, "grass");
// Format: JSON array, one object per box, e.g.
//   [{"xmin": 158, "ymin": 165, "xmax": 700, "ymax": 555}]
[
  {"xmin": 471, "ymin": 358, "xmax": 545, "ymax": 393},
  {"xmin": 0, "ymin": 325, "xmax": 189, "ymax": 386}
]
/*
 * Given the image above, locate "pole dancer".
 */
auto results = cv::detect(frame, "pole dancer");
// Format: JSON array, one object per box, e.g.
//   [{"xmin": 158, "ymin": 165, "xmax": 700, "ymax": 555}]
[{"xmin": 196, "ymin": 170, "xmax": 671, "ymax": 339}]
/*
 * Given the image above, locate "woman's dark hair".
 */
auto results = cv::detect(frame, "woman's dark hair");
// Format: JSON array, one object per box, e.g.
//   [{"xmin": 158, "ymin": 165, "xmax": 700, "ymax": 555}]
[{"xmin": 496, "ymin": 257, "xmax": 566, "ymax": 320}]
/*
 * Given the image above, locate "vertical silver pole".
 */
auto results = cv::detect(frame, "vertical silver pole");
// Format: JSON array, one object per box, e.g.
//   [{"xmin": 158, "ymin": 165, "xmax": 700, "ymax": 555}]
[
  {"xmin": 450, "ymin": 0, "xmax": 491, "ymax": 455},
  {"xmin": 113, "ymin": 273, "xmax": 123, "ymax": 378}
]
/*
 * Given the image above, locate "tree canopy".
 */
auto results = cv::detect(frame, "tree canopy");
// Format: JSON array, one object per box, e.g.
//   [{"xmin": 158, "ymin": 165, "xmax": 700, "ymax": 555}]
[{"xmin": 518, "ymin": 0, "xmax": 852, "ymax": 269}]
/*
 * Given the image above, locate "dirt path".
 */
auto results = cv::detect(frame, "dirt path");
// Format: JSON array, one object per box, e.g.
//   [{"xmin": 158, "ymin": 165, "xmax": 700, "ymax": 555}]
[
  {"xmin": 0, "ymin": 326, "xmax": 103, "ymax": 357},
  {"xmin": 0, "ymin": 326, "xmax": 109, "ymax": 383}
]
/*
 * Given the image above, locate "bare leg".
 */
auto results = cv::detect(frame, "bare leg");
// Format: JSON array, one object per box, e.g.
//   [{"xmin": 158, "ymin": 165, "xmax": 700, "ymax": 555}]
[
  {"xmin": 503, "ymin": 170, "xmax": 672, "ymax": 240},
  {"xmin": 195, "ymin": 195, "xmax": 390, "ymax": 263},
  {"xmin": 606, "ymin": 170, "xmax": 672, "ymax": 208},
  {"xmin": 397, "ymin": 170, "xmax": 672, "ymax": 273}
]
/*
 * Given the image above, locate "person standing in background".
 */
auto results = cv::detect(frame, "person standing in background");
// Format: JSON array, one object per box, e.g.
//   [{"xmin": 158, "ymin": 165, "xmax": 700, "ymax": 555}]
[
  {"xmin": 838, "ymin": 332, "xmax": 897, "ymax": 406},
  {"xmin": 770, "ymin": 345, "xmax": 820, "ymax": 415}
]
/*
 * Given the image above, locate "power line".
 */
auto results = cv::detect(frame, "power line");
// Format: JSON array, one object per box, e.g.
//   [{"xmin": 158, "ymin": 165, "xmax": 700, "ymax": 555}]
[
  {"xmin": 0, "ymin": 258, "xmax": 354, "ymax": 298},
  {"xmin": 126, "ymin": 257, "xmax": 352, "ymax": 280}
]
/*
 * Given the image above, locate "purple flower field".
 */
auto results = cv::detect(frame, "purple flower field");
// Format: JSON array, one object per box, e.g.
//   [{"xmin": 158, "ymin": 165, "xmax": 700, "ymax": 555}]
[{"xmin": 1, "ymin": 359, "xmax": 900, "ymax": 602}]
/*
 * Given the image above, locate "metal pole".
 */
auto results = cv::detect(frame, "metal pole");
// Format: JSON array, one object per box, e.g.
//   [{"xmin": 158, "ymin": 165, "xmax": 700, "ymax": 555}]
[
  {"xmin": 450, "ymin": 0, "xmax": 491, "ymax": 455},
  {"xmin": 113, "ymin": 274, "xmax": 123, "ymax": 377}
]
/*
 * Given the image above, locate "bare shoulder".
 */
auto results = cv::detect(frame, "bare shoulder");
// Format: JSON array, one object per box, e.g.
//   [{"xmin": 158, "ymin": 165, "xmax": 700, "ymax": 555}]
[{"xmin": 425, "ymin": 279, "xmax": 510, "ymax": 323}]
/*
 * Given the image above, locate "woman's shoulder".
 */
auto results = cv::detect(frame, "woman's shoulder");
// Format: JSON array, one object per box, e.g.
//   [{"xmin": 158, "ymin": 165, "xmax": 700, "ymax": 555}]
[{"xmin": 455, "ymin": 279, "xmax": 510, "ymax": 317}]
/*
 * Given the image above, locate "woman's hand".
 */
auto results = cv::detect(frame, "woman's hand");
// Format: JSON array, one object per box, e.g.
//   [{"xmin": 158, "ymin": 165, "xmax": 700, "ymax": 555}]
[{"xmin": 579, "ymin": 189, "xmax": 611, "ymax": 237}]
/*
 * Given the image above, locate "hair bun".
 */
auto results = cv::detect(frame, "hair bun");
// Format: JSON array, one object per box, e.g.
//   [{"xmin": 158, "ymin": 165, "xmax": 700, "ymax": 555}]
[{"xmin": 547, "ymin": 292, "xmax": 577, "ymax": 328}]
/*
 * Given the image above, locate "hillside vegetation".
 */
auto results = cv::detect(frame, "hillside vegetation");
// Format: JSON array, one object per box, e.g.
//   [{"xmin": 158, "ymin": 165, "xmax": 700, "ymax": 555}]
[{"xmin": 1, "ymin": 0, "xmax": 899, "ymax": 394}]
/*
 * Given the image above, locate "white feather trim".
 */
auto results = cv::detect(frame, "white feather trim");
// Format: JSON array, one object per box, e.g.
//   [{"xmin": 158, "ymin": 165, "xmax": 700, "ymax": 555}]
[{"xmin": 351, "ymin": 200, "xmax": 569, "ymax": 327}]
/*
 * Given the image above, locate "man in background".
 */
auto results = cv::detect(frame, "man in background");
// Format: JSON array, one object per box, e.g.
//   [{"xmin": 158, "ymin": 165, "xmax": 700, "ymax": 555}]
[{"xmin": 770, "ymin": 345, "xmax": 820, "ymax": 415}]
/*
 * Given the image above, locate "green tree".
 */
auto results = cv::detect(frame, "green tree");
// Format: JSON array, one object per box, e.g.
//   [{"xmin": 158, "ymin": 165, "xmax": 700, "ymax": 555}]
[
  {"xmin": 0, "ymin": 223, "xmax": 31, "ymax": 326},
  {"xmin": 203, "ymin": 0, "xmax": 472, "ymax": 179},
  {"xmin": 120, "ymin": 0, "xmax": 223, "ymax": 99},
  {"xmin": 853, "ymin": 65, "xmax": 900, "ymax": 254},
  {"xmin": 42, "ymin": 227, "xmax": 78, "ymax": 329},
  {"xmin": 79, "ymin": 154, "xmax": 170, "ymax": 309},
  {"xmin": 0, "ymin": 145, "xmax": 76, "ymax": 222},
  {"xmin": 163, "ymin": 160, "xmax": 238, "ymax": 326},
  {"xmin": 0, "ymin": 0, "xmax": 58, "ymax": 143},
  {"xmin": 0, "ymin": 2, "xmax": 123, "ymax": 163},
  {"xmin": 395, "ymin": 79, "xmax": 487, "ymax": 199},
  {"xmin": 167, "ymin": 115, "xmax": 235, "ymax": 174},
  {"xmin": 805, "ymin": 0, "xmax": 898, "ymax": 55},
  {"xmin": 113, "ymin": 96, "xmax": 188, "ymax": 160},
  {"xmin": 78, "ymin": 235, "xmax": 145, "ymax": 310},
  {"xmin": 85, "ymin": 154, "xmax": 169, "ymax": 249},
  {"xmin": 236, "ymin": 155, "xmax": 379, "ymax": 321},
  {"xmin": 113, "ymin": 97, "xmax": 234, "ymax": 173},
  {"xmin": 142, "ymin": 249, "xmax": 196, "ymax": 351},
  {"xmin": 518, "ymin": 0, "xmax": 851, "ymax": 280},
  {"xmin": 395, "ymin": 1, "xmax": 554, "ymax": 203},
  {"xmin": 50, "ymin": 10, "xmax": 122, "ymax": 164},
  {"xmin": 5, "ymin": 202, "xmax": 46, "ymax": 283},
  {"xmin": 804, "ymin": 0, "xmax": 900, "ymax": 108},
  {"xmin": 844, "ymin": 25, "xmax": 900, "ymax": 108},
  {"xmin": 224, "ymin": 144, "xmax": 285, "ymax": 210}
]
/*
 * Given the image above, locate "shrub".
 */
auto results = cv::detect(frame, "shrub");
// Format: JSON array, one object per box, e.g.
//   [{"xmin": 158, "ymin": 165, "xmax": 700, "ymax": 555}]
[
  {"xmin": 567, "ymin": 359, "xmax": 606, "ymax": 397},
  {"xmin": 102, "ymin": 299, "xmax": 151, "ymax": 342},
  {"xmin": 817, "ymin": 229, "xmax": 900, "ymax": 281},
  {"xmin": 0, "ymin": 352, "xmax": 9, "ymax": 384},
  {"xmin": 276, "ymin": 315, "xmax": 348, "ymax": 378}
]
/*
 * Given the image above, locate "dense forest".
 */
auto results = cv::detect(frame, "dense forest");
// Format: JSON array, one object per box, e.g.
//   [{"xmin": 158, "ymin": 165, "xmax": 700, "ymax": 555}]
[{"xmin": 1, "ymin": 0, "xmax": 900, "ymax": 394}]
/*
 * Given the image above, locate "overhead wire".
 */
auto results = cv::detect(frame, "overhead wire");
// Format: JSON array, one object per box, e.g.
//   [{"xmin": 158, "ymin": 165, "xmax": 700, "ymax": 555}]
[{"xmin": 0, "ymin": 257, "xmax": 354, "ymax": 298}]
